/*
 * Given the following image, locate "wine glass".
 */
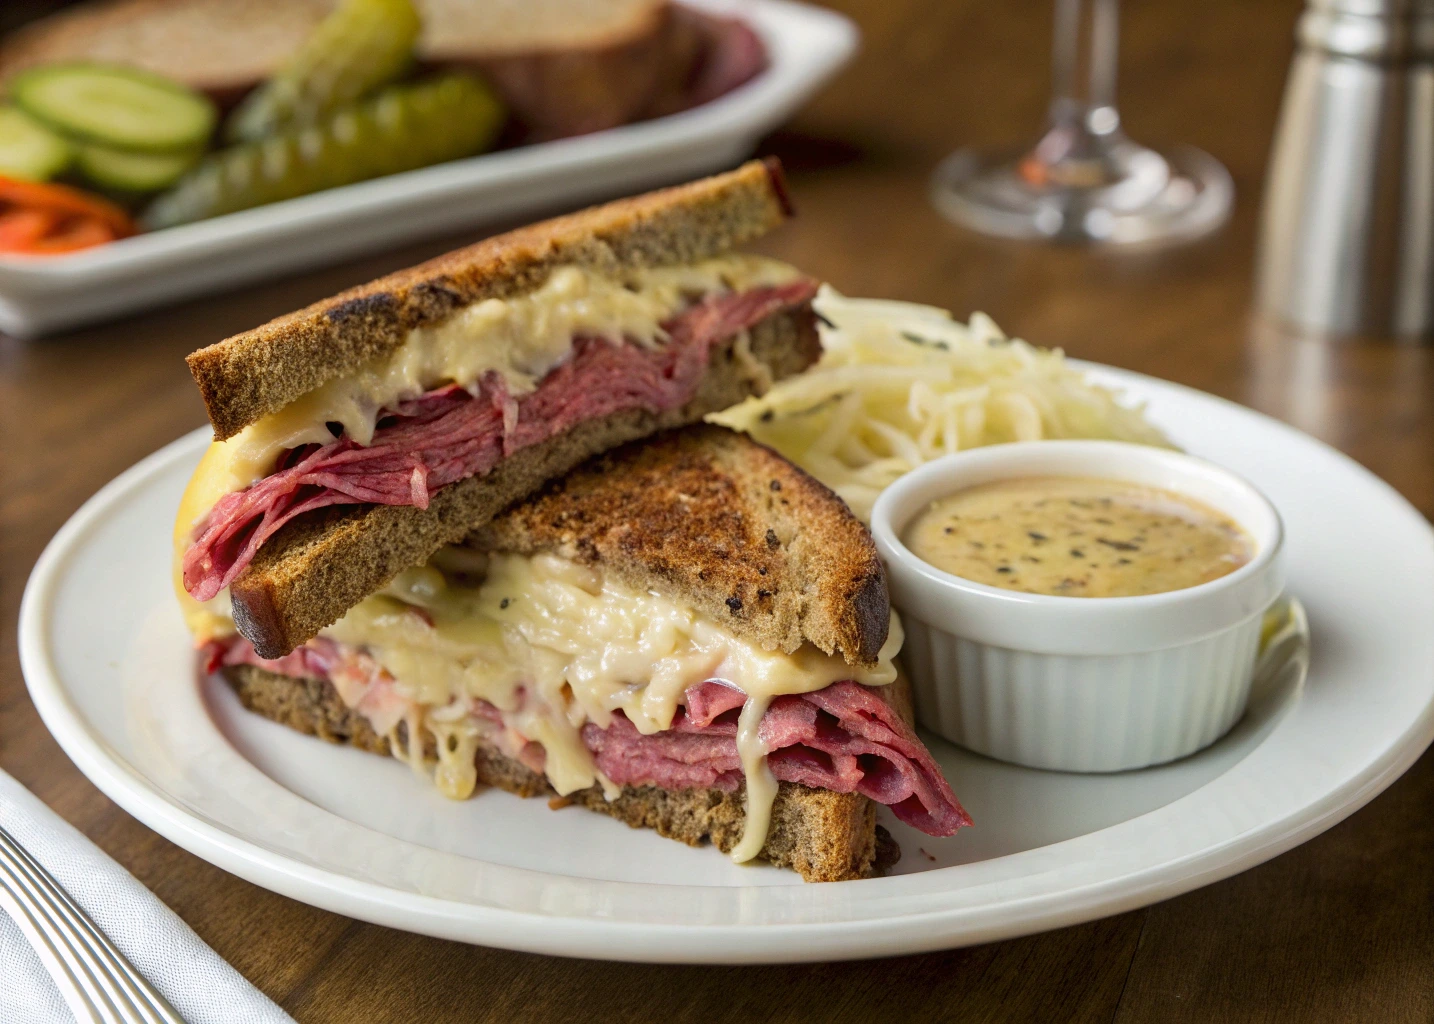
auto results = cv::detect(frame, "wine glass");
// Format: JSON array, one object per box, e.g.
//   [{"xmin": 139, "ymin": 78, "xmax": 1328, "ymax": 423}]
[{"xmin": 931, "ymin": 0, "xmax": 1232, "ymax": 245}]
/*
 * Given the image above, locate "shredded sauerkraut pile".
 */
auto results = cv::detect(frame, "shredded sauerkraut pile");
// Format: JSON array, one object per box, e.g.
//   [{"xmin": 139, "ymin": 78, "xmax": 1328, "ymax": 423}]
[{"xmin": 711, "ymin": 287, "xmax": 1173, "ymax": 521}]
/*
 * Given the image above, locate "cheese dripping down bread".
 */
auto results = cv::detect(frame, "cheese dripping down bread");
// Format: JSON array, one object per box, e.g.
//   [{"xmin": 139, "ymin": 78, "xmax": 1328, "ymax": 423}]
[
  {"xmin": 175, "ymin": 160, "xmax": 824, "ymax": 659},
  {"xmin": 186, "ymin": 426, "xmax": 971, "ymax": 880}
]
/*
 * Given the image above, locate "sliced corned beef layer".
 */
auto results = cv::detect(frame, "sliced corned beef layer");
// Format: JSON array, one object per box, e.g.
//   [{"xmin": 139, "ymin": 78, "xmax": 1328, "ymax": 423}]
[
  {"xmin": 204, "ymin": 634, "xmax": 339, "ymax": 679},
  {"xmin": 183, "ymin": 280, "xmax": 817, "ymax": 602},
  {"xmin": 587, "ymin": 680, "xmax": 971, "ymax": 837},
  {"xmin": 207, "ymin": 636, "xmax": 970, "ymax": 839}
]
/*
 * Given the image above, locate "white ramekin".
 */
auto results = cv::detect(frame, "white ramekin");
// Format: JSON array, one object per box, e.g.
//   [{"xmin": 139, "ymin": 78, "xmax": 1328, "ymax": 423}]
[{"xmin": 871, "ymin": 440, "xmax": 1285, "ymax": 772}]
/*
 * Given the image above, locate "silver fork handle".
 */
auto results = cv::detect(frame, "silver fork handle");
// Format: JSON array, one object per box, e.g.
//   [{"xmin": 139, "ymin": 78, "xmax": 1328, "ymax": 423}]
[{"xmin": 0, "ymin": 823, "xmax": 185, "ymax": 1024}]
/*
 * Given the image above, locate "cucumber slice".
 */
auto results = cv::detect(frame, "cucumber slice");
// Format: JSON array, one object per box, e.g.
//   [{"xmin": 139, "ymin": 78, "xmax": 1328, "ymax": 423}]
[
  {"xmin": 12, "ymin": 63, "xmax": 217, "ymax": 153},
  {"xmin": 75, "ymin": 143, "xmax": 201, "ymax": 192},
  {"xmin": 0, "ymin": 106, "xmax": 71, "ymax": 181}
]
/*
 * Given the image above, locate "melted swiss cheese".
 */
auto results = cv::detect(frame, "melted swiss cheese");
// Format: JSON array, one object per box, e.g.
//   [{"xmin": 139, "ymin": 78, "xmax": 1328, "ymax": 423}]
[{"xmin": 327, "ymin": 552, "xmax": 899, "ymax": 811}]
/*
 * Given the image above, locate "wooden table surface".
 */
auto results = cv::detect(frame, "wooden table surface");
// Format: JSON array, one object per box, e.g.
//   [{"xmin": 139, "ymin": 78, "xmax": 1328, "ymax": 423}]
[{"xmin": 4, "ymin": 1, "xmax": 1433, "ymax": 1020}]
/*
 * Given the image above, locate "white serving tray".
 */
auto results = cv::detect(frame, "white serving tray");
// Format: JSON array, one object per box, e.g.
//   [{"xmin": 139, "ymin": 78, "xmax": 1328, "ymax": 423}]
[
  {"xmin": 19, "ymin": 365, "xmax": 1434, "ymax": 963},
  {"xmin": 0, "ymin": 0, "xmax": 856, "ymax": 337}
]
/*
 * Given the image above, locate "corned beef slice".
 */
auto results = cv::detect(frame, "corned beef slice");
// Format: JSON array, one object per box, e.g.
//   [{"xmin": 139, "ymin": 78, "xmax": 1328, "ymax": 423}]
[
  {"xmin": 588, "ymin": 680, "xmax": 970, "ymax": 836},
  {"xmin": 212, "ymin": 636, "xmax": 969, "ymax": 839},
  {"xmin": 183, "ymin": 280, "xmax": 817, "ymax": 601},
  {"xmin": 205, "ymin": 635, "xmax": 339, "ymax": 679}
]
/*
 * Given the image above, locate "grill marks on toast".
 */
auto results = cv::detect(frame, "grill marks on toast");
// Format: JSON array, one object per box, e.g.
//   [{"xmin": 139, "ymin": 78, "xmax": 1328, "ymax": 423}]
[
  {"xmin": 477, "ymin": 424, "xmax": 890, "ymax": 668},
  {"xmin": 187, "ymin": 159, "xmax": 794, "ymax": 440}
]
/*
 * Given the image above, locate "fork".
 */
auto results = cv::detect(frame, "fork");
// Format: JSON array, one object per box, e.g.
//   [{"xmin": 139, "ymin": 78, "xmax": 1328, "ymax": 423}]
[{"xmin": 0, "ymin": 823, "xmax": 185, "ymax": 1024}]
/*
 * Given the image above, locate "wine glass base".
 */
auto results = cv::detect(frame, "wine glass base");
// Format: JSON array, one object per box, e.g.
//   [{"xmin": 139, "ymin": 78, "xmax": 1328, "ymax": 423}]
[{"xmin": 931, "ymin": 143, "xmax": 1233, "ymax": 246}]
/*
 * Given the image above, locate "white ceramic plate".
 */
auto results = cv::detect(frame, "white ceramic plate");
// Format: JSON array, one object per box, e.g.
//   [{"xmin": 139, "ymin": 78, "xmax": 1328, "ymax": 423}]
[
  {"xmin": 0, "ymin": 0, "xmax": 855, "ymax": 338},
  {"xmin": 19, "ymin": 366, "xmax": 1434, "ymax": 963}
]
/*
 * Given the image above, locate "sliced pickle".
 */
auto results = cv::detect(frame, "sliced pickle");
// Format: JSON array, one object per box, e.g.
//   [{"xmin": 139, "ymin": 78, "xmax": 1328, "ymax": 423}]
[
  {"xmin": 224, "ymin": 0, "xmax": 422, "ymax": 144},
  {"xmin": 144, "ymin": 74, "xmax": 504, "ymax": 229},
  {"xmin": 12, "ymin": 63, "xmax": 216, "ymax": 153}
]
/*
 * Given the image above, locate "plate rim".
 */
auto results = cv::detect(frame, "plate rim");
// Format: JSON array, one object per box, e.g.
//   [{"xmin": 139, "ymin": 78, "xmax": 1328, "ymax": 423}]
[{"xmin": 19, "ymin": 364, "xmax": 1434, "ymax": 963}]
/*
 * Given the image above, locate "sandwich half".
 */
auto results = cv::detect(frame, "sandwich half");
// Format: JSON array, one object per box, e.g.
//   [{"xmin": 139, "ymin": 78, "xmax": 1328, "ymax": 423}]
[
  {"xmin": 176, "ymin": 160, "xmax": 820, "ymax": 659},
  {"xmin": 188, "ymin": 425, "xmax": 970, "ymax": 881}
]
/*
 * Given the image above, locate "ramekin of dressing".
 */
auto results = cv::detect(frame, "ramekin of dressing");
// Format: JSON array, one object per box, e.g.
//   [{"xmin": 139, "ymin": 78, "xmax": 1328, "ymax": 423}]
[{"xmin": 871, "ymin": 440, "xmax": 1285, "ymax": 772}]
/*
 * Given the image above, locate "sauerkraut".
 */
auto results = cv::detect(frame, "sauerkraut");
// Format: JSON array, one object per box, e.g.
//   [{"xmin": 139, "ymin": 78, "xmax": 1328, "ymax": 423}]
[{"xmin": 711, "ymin": 287, "xmax": 1173, "ymax": 521}]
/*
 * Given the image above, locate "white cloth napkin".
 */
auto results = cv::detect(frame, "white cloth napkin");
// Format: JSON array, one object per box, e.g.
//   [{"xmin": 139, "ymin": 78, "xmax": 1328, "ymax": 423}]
[{"xmin": 0, "ymin": 768, "xmax": 294, "ymax": 1024}]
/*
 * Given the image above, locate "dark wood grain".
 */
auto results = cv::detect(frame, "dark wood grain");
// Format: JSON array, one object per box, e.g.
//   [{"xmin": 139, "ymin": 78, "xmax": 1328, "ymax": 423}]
[{"xmin": 3, "ymin": 0, "xmax": 1433, "ymax": 1021}]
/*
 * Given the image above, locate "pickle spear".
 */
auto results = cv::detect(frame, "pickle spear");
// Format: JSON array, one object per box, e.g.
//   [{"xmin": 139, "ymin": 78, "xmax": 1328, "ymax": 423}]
[
  {"xmin": 144, "ymin": 74, "xmax": 504, "ymax": 229},
  {"xmin": 225, "ymin": 0, "xmax": 422, "ymax": 145}
]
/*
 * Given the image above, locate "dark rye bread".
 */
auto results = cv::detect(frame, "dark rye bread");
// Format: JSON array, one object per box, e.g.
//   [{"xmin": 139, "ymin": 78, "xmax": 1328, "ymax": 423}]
[
  {"xmin": 424, "ymin": 0, "xmax": 704, "ymax": 140},
  {"xmin": 186, "ymin": 159, "xmax": 794, "ymax": 441},
  {"xmin": 231, "ymin": 306, "xmax": 820, "ymax": 659},
  {"xmin": 477, "ymin": 424, "xmax": 890, "ymax": 667},
  {"xmin": 224, "ymin": 663, "xmax": 900, "ymax": 882}
]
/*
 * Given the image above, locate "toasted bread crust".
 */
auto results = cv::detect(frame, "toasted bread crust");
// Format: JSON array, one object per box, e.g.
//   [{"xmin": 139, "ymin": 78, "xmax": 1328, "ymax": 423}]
[
  {"xmin": 450, "ymin": 2, "xmax": 695, "ymax": 139},
  {"xmin": 230, "ymin": 304, "xmax": 820, "ymax": 659},
  {"xmin": 186, "ymin": 159, "xmax": 794, "ymax": 441},
  {"xmin": 418, "ymin": 0, "xmax": 666, "ymax": 58},
  {"xmin": 477, "ymin": 425, "xmax": 889, "ymax": 667},
  {"xmin": 224, "ymin": 663, "xmax": 895, "ymax": 882}
]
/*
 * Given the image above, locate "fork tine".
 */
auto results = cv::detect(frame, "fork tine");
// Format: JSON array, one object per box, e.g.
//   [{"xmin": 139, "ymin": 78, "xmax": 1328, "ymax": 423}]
[
  {"xmin": 0, "ymin": 845, "xmax": 112, "ymax": 1023},
  {"xmin": 0, "ymin": 826, "xmax": 185, "ymax": 1024},
  {"xmin": 2, "ymin": 831, "xmax": 184, "ymax": 1024},
  {"xmin": 0, "ymin": 833, "xmax": 151, "ymax": 1023},
  {"xmin": 0, "ymin": 830, "xmax": 171, "ymax": 1024}
]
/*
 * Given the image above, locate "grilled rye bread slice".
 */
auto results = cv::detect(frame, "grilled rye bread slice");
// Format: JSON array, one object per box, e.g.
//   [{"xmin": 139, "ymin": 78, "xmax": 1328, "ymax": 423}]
[
  {"xmin": 187, "ymin": 158, "xmax": 794, "ymax": 441},
  {"xmin": 475, "ymin": 424, "xmax": 891, "ymax": 666},
  {"xmin": 223, "ymin": 663, "xmax": 901, "ymax": 882},
  {"xmin": 231, "ymin": 309, "xmax": 820, "ymax": 658}
]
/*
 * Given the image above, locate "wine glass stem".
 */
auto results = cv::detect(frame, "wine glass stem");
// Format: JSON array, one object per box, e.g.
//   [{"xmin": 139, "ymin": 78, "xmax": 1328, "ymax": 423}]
[
  {"xmin": 1051, "ymin": 0, "xmax": 1120, "ymax": 131},
  {"xmin": 929, "ymin": 0, "xmax": 1232, "ymax": 243}
]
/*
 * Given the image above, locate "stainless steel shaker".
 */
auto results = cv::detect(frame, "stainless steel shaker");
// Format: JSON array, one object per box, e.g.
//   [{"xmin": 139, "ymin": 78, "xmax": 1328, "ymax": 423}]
[{"xmin": 1256, "ymin": 0, "xmax": 1434, "ymax": 341}]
